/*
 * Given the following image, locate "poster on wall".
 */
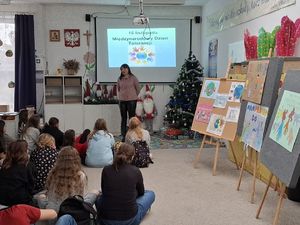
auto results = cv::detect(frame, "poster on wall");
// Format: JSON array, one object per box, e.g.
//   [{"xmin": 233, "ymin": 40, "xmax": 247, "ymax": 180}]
[
  {"xmin": 241, "ymin": 102, "xmax": 268, "ymax": 151},
  {"xmin": 228, "ymin": 41, "xmax": 246, "ymax": 63},
  {"xmin": 208, "ymin": 39, "xmax": 218, "ymax": 78},
  {"xmin": 269, "ymin": 90, "xmax": 300, "ymax": 152}
]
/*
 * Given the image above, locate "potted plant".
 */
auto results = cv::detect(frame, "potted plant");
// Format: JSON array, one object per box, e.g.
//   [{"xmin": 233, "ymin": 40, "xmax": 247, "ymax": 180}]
[{"xmin": 63, "ymin": 59, "xmax": 80, "ymax": 75}]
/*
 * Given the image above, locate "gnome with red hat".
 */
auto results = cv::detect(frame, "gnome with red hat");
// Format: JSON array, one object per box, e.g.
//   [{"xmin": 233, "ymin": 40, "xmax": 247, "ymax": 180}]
[{"xmin": 143, "ymin": 84, "xmax": 157, "ymax": 134}]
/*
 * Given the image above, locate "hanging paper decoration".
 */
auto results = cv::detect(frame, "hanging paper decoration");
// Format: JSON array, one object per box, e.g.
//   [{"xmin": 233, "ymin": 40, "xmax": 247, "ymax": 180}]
[
  {"xmin": 244, "ymin": 29, "xmax": 257, "ymax": 60},
  {"xmin": 276, "ymin": 16, "xmax": 297, "ymax": 56},
  {"xmin": 64, "ymin": 29, "xmax": 80, "ymax": 48},
  {"xmin": 5, "ymin": 49, "xmax": 13, "ymax": 57},
  {"xmin": 257, "ymin": 26, "xmax": 279, "ymax": 58}
]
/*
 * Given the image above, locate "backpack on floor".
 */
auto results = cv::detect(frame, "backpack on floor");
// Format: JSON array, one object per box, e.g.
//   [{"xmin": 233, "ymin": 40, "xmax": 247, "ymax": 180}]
[
  {"xmin": 58, "ymin": 195, "xmax": 97, "ymax": 225},
  {"xmin": 131, "ymin": 140, "xmax": 153, "ymax": 168}
]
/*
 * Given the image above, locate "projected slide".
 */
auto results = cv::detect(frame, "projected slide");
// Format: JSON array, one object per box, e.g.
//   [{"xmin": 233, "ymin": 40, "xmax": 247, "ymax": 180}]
[{"xmin": 107, "ymin": 28, "xmax": 176, "ymax": 68}]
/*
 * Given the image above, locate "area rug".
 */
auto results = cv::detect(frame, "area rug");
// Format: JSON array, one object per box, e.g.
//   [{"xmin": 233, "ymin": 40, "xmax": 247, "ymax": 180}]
[{"xmin": 115, "ymin": 132, "xmax": 202, "ymax": 150}]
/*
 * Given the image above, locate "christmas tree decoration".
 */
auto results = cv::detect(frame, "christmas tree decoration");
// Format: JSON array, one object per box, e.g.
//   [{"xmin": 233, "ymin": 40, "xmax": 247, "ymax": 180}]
[{"xmin": 164, "ymin": 51, "xmax": 203, "ymax": 132}]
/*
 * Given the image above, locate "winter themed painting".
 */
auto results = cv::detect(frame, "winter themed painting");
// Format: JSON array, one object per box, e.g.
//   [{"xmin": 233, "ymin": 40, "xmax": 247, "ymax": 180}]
[
  {"xmin": 269, "ymin": 90, "xmax": 300, "ymax": 152},
  {"xmin": 206, "ymin": 114, "xmax": 226, "ymax": 136},
  {"xmin": 213, "ymin": 94, "xmax": 228, "ymax": 108},
  {"xmin": 226, "ymin": 107, "xmax": 240, "ymax": 123},
  {"xmin": 228, "ymin": 82, "xmax": 245, "ymax": 102},
  {"xmin": 200, "ymin": 79, "xmax": 220, "ymax": 99},
  {"xmin": 195, "ymin": 104, "xmax": 213, "ymax": 123},
  {"xmin": 241, "ymin": 102, "xmax": 268, "ymax": 152},
  {"xmin": 242, "ymin": 60, "xmax": 269, "ymax": 104}
]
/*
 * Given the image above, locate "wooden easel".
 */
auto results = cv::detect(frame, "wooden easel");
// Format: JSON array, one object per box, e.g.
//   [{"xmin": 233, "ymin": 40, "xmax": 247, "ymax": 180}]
[
  {"xmin": 256, "ymin": 174, "xmax": 287, "ymax": 225},
  {"xmin": 236, "ymin": 146, "xmax": 259, "ymax": 203},
  {"xmin": 193, "ymin": 134, "xmax": 239, "ymax": 176}
]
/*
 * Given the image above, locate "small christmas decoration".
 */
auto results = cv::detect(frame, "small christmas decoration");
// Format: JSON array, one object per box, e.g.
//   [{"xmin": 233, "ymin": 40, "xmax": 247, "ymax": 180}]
[
  {"xmin": 143, "ymin": 84, "xmax": 156, "ymax": 120},
  {"xmin": 63, "ymin": 59, "xmax": 80, "ymax": 75}
]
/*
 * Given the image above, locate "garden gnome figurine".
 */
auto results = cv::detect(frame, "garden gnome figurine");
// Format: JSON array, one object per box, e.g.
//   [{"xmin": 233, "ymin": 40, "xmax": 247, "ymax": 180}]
[{"xmin": 143, "ymin": 84, "xmax": 157, "ymax": 134}]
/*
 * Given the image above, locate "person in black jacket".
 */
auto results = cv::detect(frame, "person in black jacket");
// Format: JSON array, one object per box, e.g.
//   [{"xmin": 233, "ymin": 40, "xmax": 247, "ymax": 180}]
[
  {"xmin": 41, "ymin": 117, "xmax": 64, "ymax": 150},
  {"xmin": 0, "ymin": 140, "xmax": 35, "ymax": 206},
  {"xmin": 96, "ymin": 143, "xmax": 155, "ymax": 225}
]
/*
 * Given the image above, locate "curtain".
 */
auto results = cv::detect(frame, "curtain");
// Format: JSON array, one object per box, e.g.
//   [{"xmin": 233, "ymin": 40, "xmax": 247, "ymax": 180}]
[{"xmin": 14, "ymin": 14, "xmax": 36, "ymax": 112}]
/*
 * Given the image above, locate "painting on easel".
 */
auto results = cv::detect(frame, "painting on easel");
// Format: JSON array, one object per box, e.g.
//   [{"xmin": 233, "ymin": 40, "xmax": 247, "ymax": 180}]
[
  {"xmin": 200, "ymin": 79, "xmax": 220, "ymax": 99},
  {"xmin": 241, "ymin": 102, "xmax": 268, "ymax": 152},
  {"xmin": 269, "ymin": 90, "xmax": 300, "ymax": 152},
  {"xmin": 242, "ymin": 60, "xmax": 269, "ymax": 104}
]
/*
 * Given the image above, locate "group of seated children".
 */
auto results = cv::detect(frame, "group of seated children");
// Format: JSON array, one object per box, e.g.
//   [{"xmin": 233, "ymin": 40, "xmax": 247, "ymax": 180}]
[{"xmin": 0, "ymin": 115, "xmax": 155, "ymax": 225}]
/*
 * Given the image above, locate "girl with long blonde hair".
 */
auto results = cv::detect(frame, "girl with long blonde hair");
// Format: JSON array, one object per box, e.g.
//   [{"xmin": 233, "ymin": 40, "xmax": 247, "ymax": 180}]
[
  {"xmin": 38, "ymin": 146, "xmax": 88, "ymax": 212},
  {"xmin": 125, "ymin": 117, "xmax": 150, "ymax": 146}
]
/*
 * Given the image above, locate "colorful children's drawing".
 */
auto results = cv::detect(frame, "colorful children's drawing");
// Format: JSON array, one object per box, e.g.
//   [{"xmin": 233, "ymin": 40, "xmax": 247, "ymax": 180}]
[
  {"xmin": 213, "ymin": 94, "xmax": 228, "ymax": 108},
  {"xmin": 195, "ymin": 104, "xmax": 213, "ymax": 123},
  {"xmin": 206, "ymin": 114, "xmax": 226, "ymax": 136},
  {"xmin": 241, "ymin": 102, "xmax": 268, "ymax": 151},
  {"xmin": 269, "ymin": 90, "xmax": 300, "ymax": 152},
  {"xmin": 242, "ymin": 60, "xmax": 269, "ymax": 104},
  {"xmin": 226, "ymin": 107, "xmax": 240, "ymax": 123},
  {"xmin": 200, "ymin": 79, "xmax": 220, "ymax": 99},
  {"xmin": 228, "ymin": 82, "xmax": 245, "ymax": 102}
]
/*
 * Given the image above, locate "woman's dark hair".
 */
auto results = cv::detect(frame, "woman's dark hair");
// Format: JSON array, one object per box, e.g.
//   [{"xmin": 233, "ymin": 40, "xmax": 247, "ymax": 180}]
[
  {"xmin": 63, "ymin": 129, "xmax": 75, "ymax": 147},
  {"xmin": 79, "ymin": 129, "xmax": 90, "ymax": 144},
  {"xmin": 113, "ymin": 143, "xmax": 135, "ymax": 171},
  {"xmin": 0, "ymin": 120, "xmax": 5, "ymax": 136},
  {"xmin": 2, "ymin": 140, "xmax": 29, "ymax": 169},
  {"xmin": 49, "ymin": 117, "xmax": 59, "ymax": 127},
  {"xmin": 119, "ymin": 63, "xmax": 133, "ymax": 80}
]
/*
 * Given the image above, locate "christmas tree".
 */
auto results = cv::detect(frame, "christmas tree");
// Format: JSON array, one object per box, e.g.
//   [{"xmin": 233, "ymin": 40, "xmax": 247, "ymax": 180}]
[{"xmin": 164, "ymin": 51, "xmax": 203, "ymax": 130}]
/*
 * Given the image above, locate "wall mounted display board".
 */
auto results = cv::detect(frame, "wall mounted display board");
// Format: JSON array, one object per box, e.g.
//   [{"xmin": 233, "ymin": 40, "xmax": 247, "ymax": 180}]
[
  {"xmin": 260, "ymin": 70, "xmax": 300, "ymax": 188},
  {"xmin": 237, "ymin": 58, "xmax": 283, "ymax": 137},
  {"xmin": 192, "ymin": 78, "xmax": 245, "ymax": 141}
]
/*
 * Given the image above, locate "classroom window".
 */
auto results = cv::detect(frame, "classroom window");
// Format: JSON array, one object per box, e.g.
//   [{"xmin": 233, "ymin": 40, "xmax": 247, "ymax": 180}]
[{"xmin": 0, "ymin": 16, "xmax": 15, "ymax": 112}]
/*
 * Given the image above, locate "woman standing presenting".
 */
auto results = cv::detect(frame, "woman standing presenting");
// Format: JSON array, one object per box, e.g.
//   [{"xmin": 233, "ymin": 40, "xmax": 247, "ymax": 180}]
[{"xmin": 117, "ymin": 64, "xmax": 140, "ymax": 141}]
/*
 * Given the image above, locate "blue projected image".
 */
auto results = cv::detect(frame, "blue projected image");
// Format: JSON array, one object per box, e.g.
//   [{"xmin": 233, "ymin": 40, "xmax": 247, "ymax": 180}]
[{"xmin": 107, "ymin": 28, "xmax": 176, "ymax": 68}]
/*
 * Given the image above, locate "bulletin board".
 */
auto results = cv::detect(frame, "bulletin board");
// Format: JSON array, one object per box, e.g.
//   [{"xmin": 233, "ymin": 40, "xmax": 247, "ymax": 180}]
[
  {"xmin": 191, "ymin": 78, "xmax": 245, "ymax": 141},
  {"xmin": 260, "ymin": 70, "xmax": 300, "ymax": 188}
]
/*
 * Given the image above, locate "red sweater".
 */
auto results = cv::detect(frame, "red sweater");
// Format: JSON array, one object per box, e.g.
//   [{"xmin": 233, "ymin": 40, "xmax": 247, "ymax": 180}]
[{"xmin": 74, "ymin": 135, "xmax": 88, "ymax": 156}]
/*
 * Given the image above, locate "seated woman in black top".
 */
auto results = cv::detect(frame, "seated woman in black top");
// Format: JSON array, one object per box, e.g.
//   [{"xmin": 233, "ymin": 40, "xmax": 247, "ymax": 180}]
[
  {"xmin": 96, "ymin": 143, "xmax": 155, "ymax": 225},
  {"xmin": 0, "ymin": 140, "xmax": 35, "ymax": 206}
]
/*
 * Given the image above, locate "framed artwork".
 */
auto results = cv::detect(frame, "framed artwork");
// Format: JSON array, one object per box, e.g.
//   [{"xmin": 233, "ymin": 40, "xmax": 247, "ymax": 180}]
[
  {"xmin": 49, "ymin": 30, "xmax": 60, "ymax": 42},
  {"xmin": 64, "ymin": 29, "xmax": 80, "ymax": 48}
]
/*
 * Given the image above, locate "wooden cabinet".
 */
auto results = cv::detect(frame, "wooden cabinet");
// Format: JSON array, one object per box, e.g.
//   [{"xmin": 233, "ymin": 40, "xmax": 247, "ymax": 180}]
[{"xmin": 44, "ymin": 76, "xmax": 82, "ymax": 104}]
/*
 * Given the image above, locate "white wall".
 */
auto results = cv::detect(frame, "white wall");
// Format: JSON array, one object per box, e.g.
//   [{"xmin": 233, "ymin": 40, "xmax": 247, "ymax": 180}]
[
  {"xmin": 1, "ymin": 3, "xmax": 201, "ymax": 132},
  {"xmin": 201, "ymin": 0, "xmax": 300, "ymax": 77}
]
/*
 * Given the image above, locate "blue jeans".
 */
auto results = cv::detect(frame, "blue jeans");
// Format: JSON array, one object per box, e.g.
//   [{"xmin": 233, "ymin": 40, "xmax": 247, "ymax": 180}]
[
  {"xmin": 55, "ymin": 214, "xmax": 77, "ymax": 225},
  {"xmin": 98, "ymin": 190, "xmax": 155, "ymax": 225},
  {"xmin": 119, "ymin": 100, "xmax": 137, "ymax": 138}
]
